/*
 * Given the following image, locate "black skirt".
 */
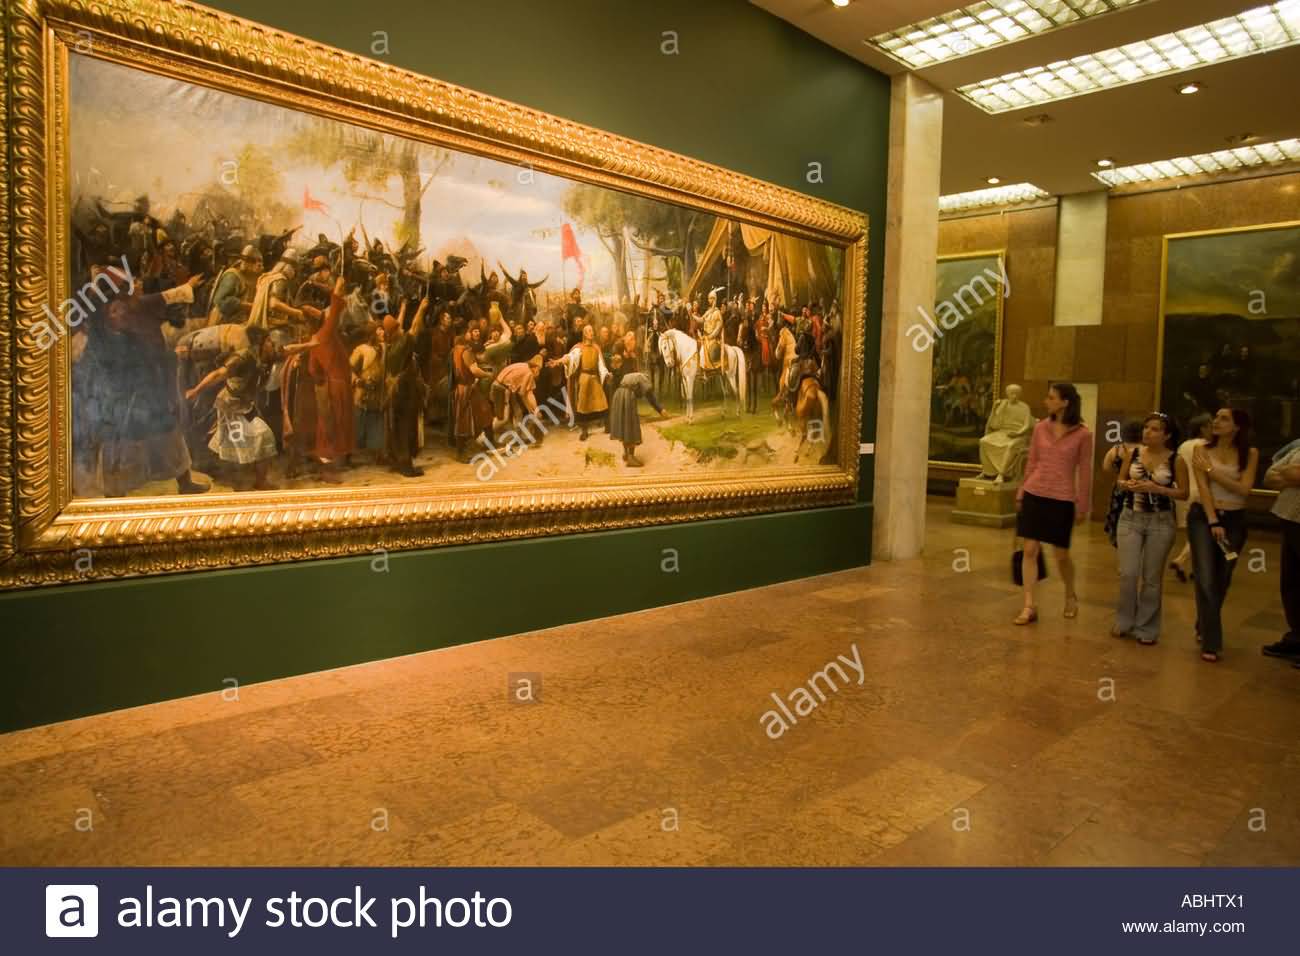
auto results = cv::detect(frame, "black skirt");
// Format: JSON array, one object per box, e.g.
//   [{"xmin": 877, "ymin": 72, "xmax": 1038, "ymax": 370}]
[{"xmin": 1017, "ymin": 491, "xmax": 1076, "ymax": 549}]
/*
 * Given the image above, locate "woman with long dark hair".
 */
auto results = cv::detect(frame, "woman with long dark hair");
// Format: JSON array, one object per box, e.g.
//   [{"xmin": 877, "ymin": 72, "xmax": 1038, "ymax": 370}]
[
  {"xmin": 1112, "ymin": 413, "xmax": 1188, "ymax": 644},
  {"xmin": 1169, "ymin": 412, "xmax": 1214, "ymax": 582},
  {"xmin": 1187, "ymin": 407, "xmax": 1259, "ymax": 662},
  {"xmin": 1014, "ymin": 383, "xmax": 1094, "ymax": 625},
  {"xmin": 1102, "ymin": 419, "xmax": 1144, "ymax": 547}
]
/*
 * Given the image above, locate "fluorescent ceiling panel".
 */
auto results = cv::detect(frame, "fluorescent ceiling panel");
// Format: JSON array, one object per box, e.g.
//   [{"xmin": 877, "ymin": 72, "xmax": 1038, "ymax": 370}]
[
  {"xmin": 868, "ymin": 0, "xmax": 1152, "ymax": 70},
  {"xmin": 957, "ymin": 0, "xmax": 1300, "ymax": 113},
  {"xmin": 1092, "ymin": 137, "xmax": 1300, "ymax": 185},
  {"xmin": 939, "ymin": 182, "xmax": 1052, "ymax": 212}
]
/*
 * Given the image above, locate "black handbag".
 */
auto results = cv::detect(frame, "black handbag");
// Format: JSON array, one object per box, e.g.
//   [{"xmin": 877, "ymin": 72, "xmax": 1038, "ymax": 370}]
[
  {"xmin": 1103, "ymin": 447, "xmax": 1137, "ymax": 547},
  {"xmin": 1011, "ymin": 538, "xmax": 1048, "ymax": 586}
]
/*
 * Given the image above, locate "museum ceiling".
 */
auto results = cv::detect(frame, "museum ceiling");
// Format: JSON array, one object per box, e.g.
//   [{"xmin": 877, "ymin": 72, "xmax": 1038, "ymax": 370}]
[{"xmin": 753, "ymin": 0, "xmax": 1300, "ymax": 196}]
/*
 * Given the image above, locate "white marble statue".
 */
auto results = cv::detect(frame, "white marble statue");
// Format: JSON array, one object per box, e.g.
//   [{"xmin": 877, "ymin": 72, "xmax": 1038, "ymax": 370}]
[{"xmin": 977, "ymin": 384, "xmax": 1035, "ymax": 484}]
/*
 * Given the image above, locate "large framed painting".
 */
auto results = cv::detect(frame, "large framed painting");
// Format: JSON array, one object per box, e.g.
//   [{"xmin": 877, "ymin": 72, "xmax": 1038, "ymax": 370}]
[
  {"xmin": 1158, "ymin": 222, "xmax": 1300, "ymax": 490},
  {"xmin": 0, "ymin": 0, "xmax": 867, "ymax": 589},
  {"xmin": 927, "ymin": 251, "xmax": 1006, "ymax": 470}
]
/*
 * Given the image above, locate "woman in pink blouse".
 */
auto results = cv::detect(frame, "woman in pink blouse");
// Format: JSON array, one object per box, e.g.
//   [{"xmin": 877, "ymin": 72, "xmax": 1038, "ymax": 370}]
[{"xmin": 1014, "ymin": 383, "xmax": 1094, "ymax": 625}]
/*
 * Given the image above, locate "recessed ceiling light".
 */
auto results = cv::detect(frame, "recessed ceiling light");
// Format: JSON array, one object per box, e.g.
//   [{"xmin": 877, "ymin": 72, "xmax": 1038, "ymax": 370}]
[
  {"xmin": 956, "ymin": 1, "xmax": 1300, "ymax": 114},
  {"xmin": 866, "ymin": 0, "xmax": 1153, "ymax": 70},
  {"xmin": 1097, "ymin": 158, "xmax": 1115, "ymax": 168},
  {"xmin": 986, "ymin": 176, "xmax": 1002, "ymax": 185},
  {"xmin": 1178, "ymin": 82, "xmax": 1203, "ymax": 95},
  {"xmin": 1092, "ymin": 137, "xmax": 1300, "ymax": 187},
  {"xmin": 940, "ymin": 183, "xmax": 1052, "ymax": 214},
  {"xmin": 830, "ymin": 0, "xmax": 851, "ymax": 7}
]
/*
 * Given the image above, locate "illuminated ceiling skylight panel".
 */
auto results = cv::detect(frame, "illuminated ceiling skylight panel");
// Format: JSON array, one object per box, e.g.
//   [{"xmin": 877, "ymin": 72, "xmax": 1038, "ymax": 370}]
[
  {"xmin": 1254, "ymin": 140, "xmax": 1298, "ymax": 162},
  {"xmin": 1032, "ymin": 71, "xmax": 1074, "ymax": 97},
  {"xmin": 1209, "ymin": 150, "xmax": 1245, "ymax": 170},
  {"xmin": 956, "ymin": 1, "xmax": 1300, "ymax": 113},
  {"xmin": 1110, "ymin": 49, "xmax": 1148, "ymax": 81},
  {"xmin": 1013, "ymin": 72, "xmax": 1054, "ymax": 99},
  {"xmin": 938, "ymin": 182, "xmax": 1052, "ymax": 213},
  {"xmin": 1091, "ymin": 138, "xmax": 1300, "ymax": 186},
  {"xmin": 987, "ymin": 15, "xmax": 1030, "ymax": 41},
  {"xmin": 1000, "ymin": 83, "xmax": 1035, "ymax": 108},
  {"xmin": 1210, "ymin": 18, "xmax": 1256, "ymax": 56},
  {"xmin": 1006, "ymin": 6, "xmax": 1053, "ymax": 34},
  {"xmin": 865, "ymin": 0, "xmax": 1150, "ymax": 69},
  {"xmin": 1160, "ymin": 40, "xmax": 1200, "ymax": 71},
  {"xmin": 1238, "ymin": 4, "xmax": 1295, "ymax": 44}
]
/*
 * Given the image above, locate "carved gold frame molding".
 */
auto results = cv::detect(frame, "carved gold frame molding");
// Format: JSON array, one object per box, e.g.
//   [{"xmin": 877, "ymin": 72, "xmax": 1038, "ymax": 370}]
[{"xmin": 0, "ymin": 0, "xmax": 869, "ymax": 589}]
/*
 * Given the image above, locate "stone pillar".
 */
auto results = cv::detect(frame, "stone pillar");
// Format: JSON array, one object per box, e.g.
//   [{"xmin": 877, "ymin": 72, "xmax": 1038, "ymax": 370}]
[
  {"xmin": 1053, "ymin": 191, "xmax": 1108, "ymax": 327},
  {"xmin": 873, "ymin": 74, "xmax": 944, "ymax": 561},
  {"xmin": 1052, "ymin": 190, "xmax": 1109, "ymax": 514}
]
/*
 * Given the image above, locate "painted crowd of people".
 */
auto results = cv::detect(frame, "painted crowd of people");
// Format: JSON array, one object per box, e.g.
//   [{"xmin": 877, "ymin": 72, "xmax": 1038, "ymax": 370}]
[{"xmin": 68, "ymin": 205, "xmax": 843, "ymax": 495}]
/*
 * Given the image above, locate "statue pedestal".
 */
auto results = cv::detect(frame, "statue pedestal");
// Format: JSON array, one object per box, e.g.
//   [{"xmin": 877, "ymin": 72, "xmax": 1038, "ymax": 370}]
[{"xmin": 952, "ymin": 477, "xmax": 1019, "ymax": 528}]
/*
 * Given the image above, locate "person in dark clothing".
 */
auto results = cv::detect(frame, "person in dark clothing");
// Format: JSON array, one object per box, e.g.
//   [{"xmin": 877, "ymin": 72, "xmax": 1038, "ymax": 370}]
[
  {"xmin": 564, "ymin": 288, "xmax": 588, "ymax": 350},
  {"xmin": 737, "ymin": 299, "xmax": 762, "ymax": 413},
  {"xmin": 75, "ymin": 269, "xmax": 210, "ymax": 497},
  {"xmin": 609, "ymin": 372, "xmax": 667, "ymax": 467},
  {"xmin": 1182, "ymin": 363, "xmax": 1220, "ymax": 416}
]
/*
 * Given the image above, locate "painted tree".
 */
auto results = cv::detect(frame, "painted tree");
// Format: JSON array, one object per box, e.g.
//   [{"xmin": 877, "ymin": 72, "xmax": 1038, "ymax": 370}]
[
  {"xmin": 283, "ymin": 121, "xmax": 450, "ymax": 251},
  {"xmin": 564, "ymin": 183, "xmax": 714, "ymax": 301},
  {"xmin": 563, "ymin": 183, "xmax": 635, "ymax": 303},
  {"xmin": 627, "ymin": 204, "xmax": 713, "ymax": 292},
  {"xmin": 229, "ymin": 144, "xmax": 295, "ymax": 233}
]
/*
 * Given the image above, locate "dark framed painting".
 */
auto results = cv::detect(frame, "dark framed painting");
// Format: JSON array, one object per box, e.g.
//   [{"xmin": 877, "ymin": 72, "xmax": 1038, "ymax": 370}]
[
  {"xmin": 1158, "ymin": 221, "xmax": 1300, "ymax": 489},
  {"xmin": 927, "ymin": 251, "xmax": 1006, "ymax": 469}
]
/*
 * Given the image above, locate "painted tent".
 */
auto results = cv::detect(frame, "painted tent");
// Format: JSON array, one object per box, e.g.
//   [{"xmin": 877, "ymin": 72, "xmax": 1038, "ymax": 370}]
[{"xmin": 685, "ymin": 220, "xmax": 837, "ymax": 306}]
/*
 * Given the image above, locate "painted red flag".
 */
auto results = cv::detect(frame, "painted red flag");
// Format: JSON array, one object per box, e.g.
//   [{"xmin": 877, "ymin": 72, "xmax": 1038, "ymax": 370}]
[
  {"xmin": 303, "ymin": 186, "xmax": 329, "ymax": 214},
  {"xmin": 560, "ymin": 222, "xmax": 584, "ymax": 288}
]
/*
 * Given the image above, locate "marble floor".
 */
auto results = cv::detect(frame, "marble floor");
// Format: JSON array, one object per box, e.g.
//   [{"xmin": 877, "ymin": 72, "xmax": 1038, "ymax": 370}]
[{"xmin": 2, "ymin": 499, "xmax": 1297, "ymax": 867}]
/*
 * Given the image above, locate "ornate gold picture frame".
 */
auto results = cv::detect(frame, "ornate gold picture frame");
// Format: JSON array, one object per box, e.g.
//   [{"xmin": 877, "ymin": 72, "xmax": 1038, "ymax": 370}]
[
  {"xmin": 1156, "ymin": 220, "xmax": 1300, "ymax": 495},
  {"xmin": 927, "ymin": 250, "xmax": 1006, "ymax": 473},
  {"xmin": 0, "ymin": 0, "xmax": 868, "ymax": 589}
]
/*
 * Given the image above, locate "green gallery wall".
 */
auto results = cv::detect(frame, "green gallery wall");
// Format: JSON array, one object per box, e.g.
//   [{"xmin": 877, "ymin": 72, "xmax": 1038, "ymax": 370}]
[{"xmin": 0, "ymin": 0, "xmax": 890, "ymax": 732}]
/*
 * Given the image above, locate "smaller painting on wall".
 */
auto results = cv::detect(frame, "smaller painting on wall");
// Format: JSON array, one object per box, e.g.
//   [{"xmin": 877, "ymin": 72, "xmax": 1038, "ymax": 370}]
[
  {"xmin": 927, "ymin": 252, "xmax": 1006, "ymax": 467},
  {"xmin": 1159, "ymin": 222, "xmax": 1300, "ymax": 486}
]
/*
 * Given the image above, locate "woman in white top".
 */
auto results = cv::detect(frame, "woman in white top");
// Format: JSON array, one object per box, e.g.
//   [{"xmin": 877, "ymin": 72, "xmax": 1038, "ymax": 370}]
[
  {"xmin": 1187, "ymin": 407, "xmax": 1260, "ymax": 662},
  {"xmin": 1112, "ymin": 413, "xmax": 1189, "ymax": 644}
]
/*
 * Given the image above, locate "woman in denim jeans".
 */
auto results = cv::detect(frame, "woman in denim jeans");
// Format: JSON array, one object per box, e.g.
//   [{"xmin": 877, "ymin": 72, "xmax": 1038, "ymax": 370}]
[
  {"xmin": 1187, "ymin": 408, "xmax": 1260, "ymax": 663},
  {"xmin": 1112, "ymin": 414, "xmax": 1188, "ymax": 644}
]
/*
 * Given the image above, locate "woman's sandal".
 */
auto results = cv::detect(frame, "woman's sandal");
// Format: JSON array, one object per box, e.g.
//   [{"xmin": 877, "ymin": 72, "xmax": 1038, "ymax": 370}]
[
  {"xmin": 1064, "ymin": 596, "xmax": 1079, "ymax": 619},
  {"xmin": 1200, "ymin": 651, "xmax": 1220, "ymax": 663},
  {"xmin": 1014, "ymin": 607, "xmax": 1039, "ymax": 626}
]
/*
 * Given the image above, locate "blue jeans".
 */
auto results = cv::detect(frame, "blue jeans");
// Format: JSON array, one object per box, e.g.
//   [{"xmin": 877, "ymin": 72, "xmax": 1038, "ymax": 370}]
[
  {"xmin": 1186, "ymin": 504, "xmax": 1248, "ymax": 654},
  {"xmin": 1114, "ymin": 509, "xmax": 1176, "ymax": 642}
]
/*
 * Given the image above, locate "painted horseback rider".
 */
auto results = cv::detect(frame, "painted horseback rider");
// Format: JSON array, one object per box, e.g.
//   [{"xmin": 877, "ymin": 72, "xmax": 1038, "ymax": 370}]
[
  {"xmin": 642, "ymin": 290, "xmax": 672, "ymax": 393},
  {"xmin": 498, "ymin": 262, "xmax": 548, "ymax": 323},
  {"xmin": 698, "ymin": 287, "xmax": 726, "ymax": 372}
]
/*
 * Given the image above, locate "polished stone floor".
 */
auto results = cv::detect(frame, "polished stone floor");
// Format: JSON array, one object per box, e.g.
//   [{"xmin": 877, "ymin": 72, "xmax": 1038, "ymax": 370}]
[{"xmin": 2, "ymin": 499, "xmax": 1297, "ymax": 866}]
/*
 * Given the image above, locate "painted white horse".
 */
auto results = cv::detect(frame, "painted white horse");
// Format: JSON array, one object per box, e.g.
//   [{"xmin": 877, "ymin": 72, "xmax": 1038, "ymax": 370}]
[{"xmin": 658, "ymin": 328, "xmax": 747, "ymax": 423}]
